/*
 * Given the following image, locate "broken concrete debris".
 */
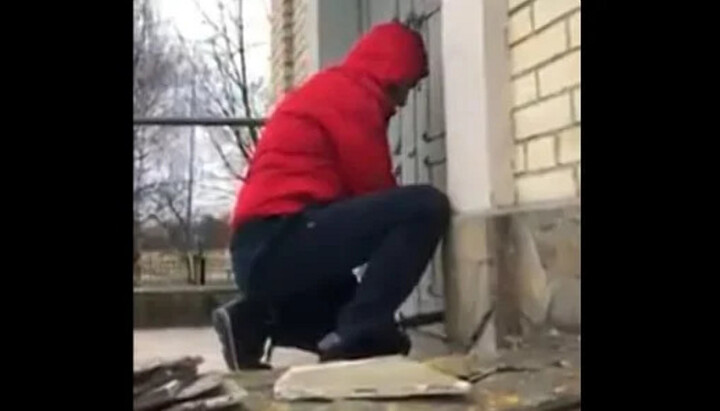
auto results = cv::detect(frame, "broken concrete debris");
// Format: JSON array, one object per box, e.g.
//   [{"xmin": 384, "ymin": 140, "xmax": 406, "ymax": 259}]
[
  {"xmin": 273, "ymin": 355, "xmax": 471, "ymax": 401},
  {"xmin": 134, "ymin": 356, "xmax": 202, "ymax": 397},
  {"xmin": 163, "ymin": 393, "xmax": 246, "ymax": 411},
  {"xmin": 133, "ymin": 356, "xmax": 246, "ymax": 411}
]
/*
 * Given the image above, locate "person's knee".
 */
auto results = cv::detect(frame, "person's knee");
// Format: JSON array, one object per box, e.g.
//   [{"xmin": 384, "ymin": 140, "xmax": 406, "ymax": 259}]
[{"xmin": 407, "ymin": 185, "xmax": 450, "ymax": 224}]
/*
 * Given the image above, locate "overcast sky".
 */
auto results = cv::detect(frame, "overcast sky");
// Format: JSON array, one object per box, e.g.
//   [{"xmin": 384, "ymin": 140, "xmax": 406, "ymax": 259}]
[{"xmin": 153, "ymin": 0, "xmax": 271, "ymax": 218}]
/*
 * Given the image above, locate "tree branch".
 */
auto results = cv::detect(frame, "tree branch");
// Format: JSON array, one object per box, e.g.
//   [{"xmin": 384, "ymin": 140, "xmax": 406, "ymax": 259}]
[{"xmin": 207, "ymin": 133, "xmax": 244, "ymax": 180}]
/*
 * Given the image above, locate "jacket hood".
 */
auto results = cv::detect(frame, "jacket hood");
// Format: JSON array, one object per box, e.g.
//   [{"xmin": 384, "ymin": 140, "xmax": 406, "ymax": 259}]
[{"xmin": 342, "ymin": 22, "xmax": 428, "ymax": 89}]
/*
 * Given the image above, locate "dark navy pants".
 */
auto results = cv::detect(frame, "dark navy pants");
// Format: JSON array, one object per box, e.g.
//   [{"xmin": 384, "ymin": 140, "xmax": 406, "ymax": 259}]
[{"xmin": 230, "ymin": 184, "xmax": 450, "ymax": 343}]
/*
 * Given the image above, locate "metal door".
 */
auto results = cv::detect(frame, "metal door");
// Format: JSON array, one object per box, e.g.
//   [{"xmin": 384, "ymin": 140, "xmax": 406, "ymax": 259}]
[{"xmin": 358, "ymin": 0, "xmax": 447, "ymax": 321}]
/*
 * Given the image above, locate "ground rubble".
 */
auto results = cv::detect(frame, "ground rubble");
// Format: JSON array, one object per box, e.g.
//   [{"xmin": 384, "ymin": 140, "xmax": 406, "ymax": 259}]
[
  {"xmin": 133, "ymin": 356, "xmax": 249, "ymax": 411},
  {"xmin": 222, "ymin": 330, "xmax": 580, "ymax": 411}
]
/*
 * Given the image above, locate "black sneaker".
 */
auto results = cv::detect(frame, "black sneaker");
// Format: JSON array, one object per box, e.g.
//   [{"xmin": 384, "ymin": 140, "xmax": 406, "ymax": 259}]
[
  {"xmin": 211, "ymin": 298, "xmax": 272, "ymax": 371},
  {"xmin": 317, "ymin": 328, "xmax": 411, "ymax": 362}
]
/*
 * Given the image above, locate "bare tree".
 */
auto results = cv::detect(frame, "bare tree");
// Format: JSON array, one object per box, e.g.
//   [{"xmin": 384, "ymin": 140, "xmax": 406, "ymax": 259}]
[
  {"xmin": 134, "ymin": 0, "xmax": 180, "ymax": 219},
  {"xmin": 134, "ymin": 0, "xmax": 196, "ymax": 281},
  {"xmin": 188, "ymin": 0, "xmax": 270, "ymax": 180},
  {"xmin": 134, "ymin": 0, "xmax": 269, "ymax": 283}
]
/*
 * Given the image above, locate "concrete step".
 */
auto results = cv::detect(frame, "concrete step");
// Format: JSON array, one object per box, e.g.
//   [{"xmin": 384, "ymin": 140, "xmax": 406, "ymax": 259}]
[{"xmin": 134, "ymin": 285, "xmax": 237, "ymax": 328}]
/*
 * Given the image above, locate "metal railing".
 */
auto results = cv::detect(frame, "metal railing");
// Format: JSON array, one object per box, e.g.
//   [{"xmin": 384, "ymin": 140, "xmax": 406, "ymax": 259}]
[{"xmin": 133, "ymin": 117, "xmax": 266, "ymax": 127}]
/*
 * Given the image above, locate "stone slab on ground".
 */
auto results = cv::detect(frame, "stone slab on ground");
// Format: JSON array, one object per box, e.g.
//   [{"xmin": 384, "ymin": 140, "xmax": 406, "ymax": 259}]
[
  {"xmin": 273, "ymin": 356, "xmax": 471, "ymax": 401},
  {"xmin": 228, "ymin": 367, "xmax": 473, "ymax": 411}
]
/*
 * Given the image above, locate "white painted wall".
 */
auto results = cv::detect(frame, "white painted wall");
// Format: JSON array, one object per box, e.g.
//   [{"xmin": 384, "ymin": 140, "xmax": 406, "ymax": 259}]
[{"xmin": 443, "ymin": 0, "xmax": 514, "ymax": 214}]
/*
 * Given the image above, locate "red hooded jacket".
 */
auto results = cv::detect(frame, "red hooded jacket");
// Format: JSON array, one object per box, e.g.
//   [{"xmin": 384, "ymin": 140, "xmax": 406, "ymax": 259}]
[{"xmin": 232, "ymin": 22, "xmax": 428, "ymax": 227}]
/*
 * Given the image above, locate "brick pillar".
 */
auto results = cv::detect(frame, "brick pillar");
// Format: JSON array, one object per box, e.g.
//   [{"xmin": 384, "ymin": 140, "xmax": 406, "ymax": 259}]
[{"xmin": 270, "ymin": 0, "xmax": 295, "ymax": 101}]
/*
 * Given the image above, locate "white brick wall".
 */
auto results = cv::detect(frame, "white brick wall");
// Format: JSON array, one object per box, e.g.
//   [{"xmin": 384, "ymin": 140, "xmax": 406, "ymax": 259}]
[
  {"xmin": 572, "ymin": 87, "xmax": 580, "ymax": 121},
  {"xmin": 268, "ymin": 0, "xmax": 313, "ymax": 102},
  {"xmin": 569, "ymin": 11, "xmax": 581, "ymax": 47},
  {"xmin": 512, "ymin": 72, "xmax": 538, "ymax": 106},
  {"xmin": 510, "ymin": 22, "xmax": 567, "ymax": 75},
  {"xmin": 576, "ymin": 164, "xmax": 581, "ymax": 192},
  {"xmin": 508, "ymin": 0, "xmax": 581, "ymax": 204},
  {"xmin": 292, "ymin": 0, "xmax": 309, "ymax": 85},
  {"xmin": 533, "ymin": 0, "xmax": 581, "ymax": 29},
  {"xmin": 516, "ymin": 168, "xmax": 576, "ymax": 203},
  {"xmin": 558, "ymin": 127, "xmax": 580, "ymax": 164},
  {"xmin": 526, "ymin": 136, "xmax": 556, "ymax": 171},
  {"xmin": 514, "ymin": 144, "xmax": 527, "ymax": 173},
  {"xmin": 514, "ymin": 93, "xmax": 573, "ymax": 140},
  {"xmin": 509, "ymin": 0, "xmax": 530, "ymax": 12},
  {"xmin": 508, "ymin": 6, "xmax": 532, "ymax": 44},
  {"xmin": 538, "ymin": 50, "xmax": 580, "ymax": 96},
  {"xmin": 269, "ymin": 0, "xmax": 294, "ymax": 101}
]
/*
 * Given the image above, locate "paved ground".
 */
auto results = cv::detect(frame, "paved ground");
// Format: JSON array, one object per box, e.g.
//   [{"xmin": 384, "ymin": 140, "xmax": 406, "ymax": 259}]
[
  {"xmin": 134, "ymin": 326, "xmax": 452, "ymax": 373},
  {"xmin": 133, "ymin": 327, "xmax": 319, "ymax": 373},
  {"xmin": 134, "ymin": 328, "xmax": 579, "ymax": 410}
]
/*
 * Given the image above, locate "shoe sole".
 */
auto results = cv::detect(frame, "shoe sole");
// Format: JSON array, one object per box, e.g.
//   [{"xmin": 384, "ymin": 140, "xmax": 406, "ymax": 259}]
[{"xmin": 212, "ymin": 307, "xmax": 239, "ymax": 371}]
